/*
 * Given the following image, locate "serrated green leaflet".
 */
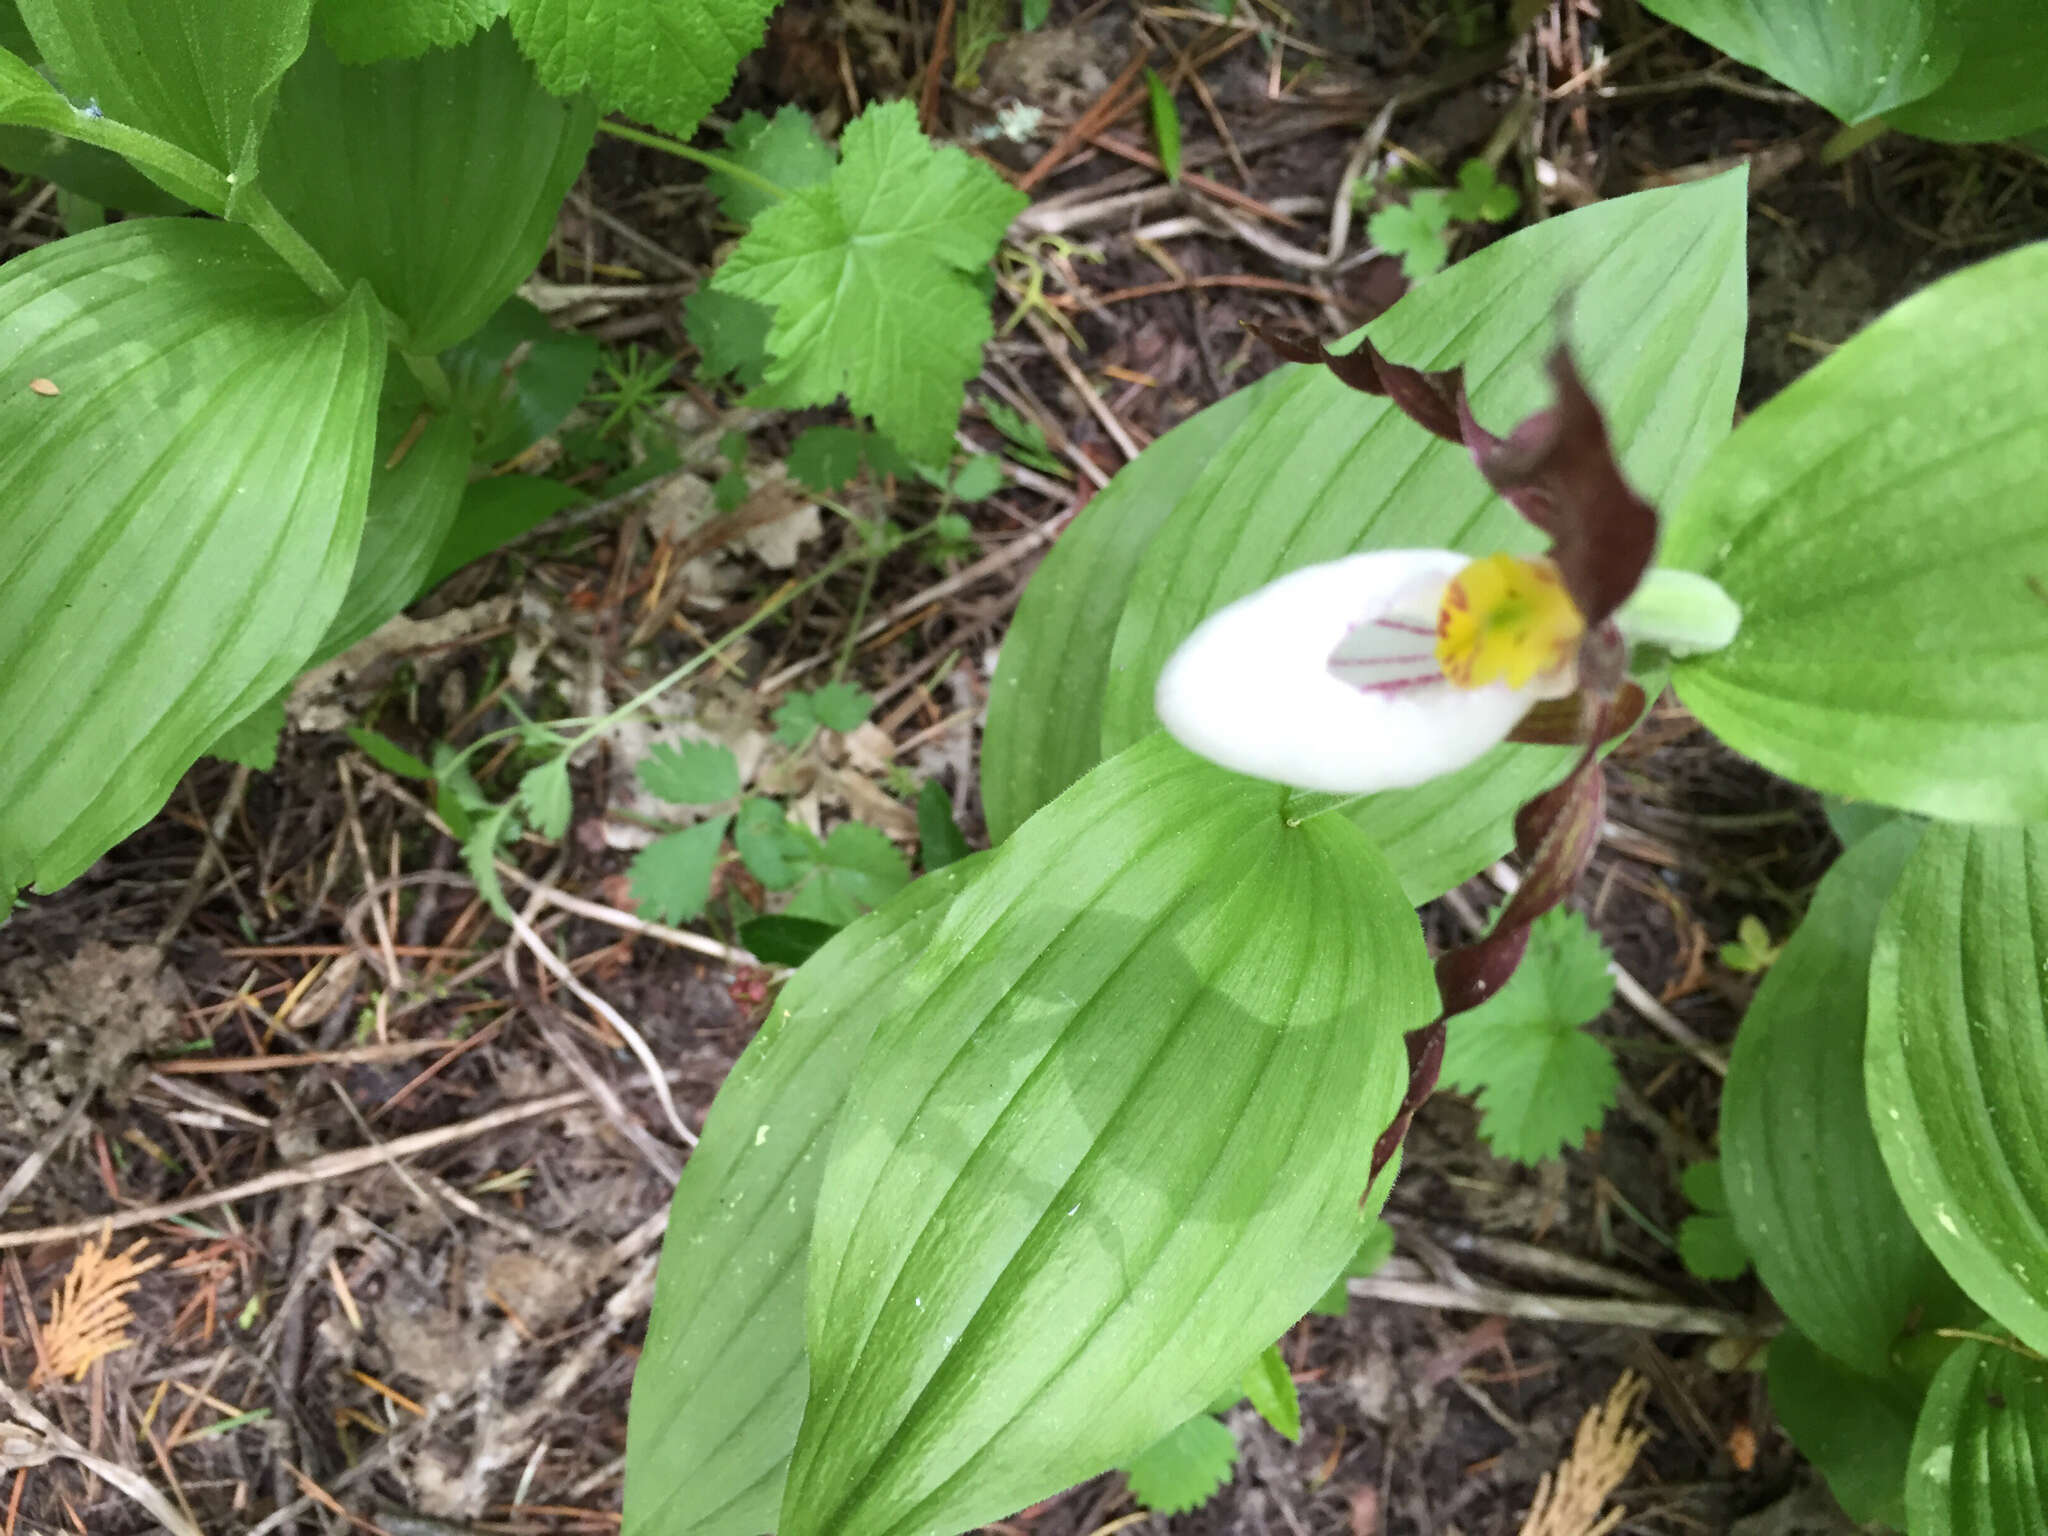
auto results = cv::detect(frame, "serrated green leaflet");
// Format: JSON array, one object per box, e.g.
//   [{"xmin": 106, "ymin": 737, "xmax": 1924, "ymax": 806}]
[
  {"xmin": 1887, "ymin": 7, "xmax": 2048, "ymax": 142},
  {"xmin": 315, "ymin": 406, "xmax": 470, "ymax": 661},
  {"xmin": 621, "ymin": 858, "xmax": 984, "ymax": 1536},
  {"xmin": 1121, "ymin": 1414, "xmax": 1235, "ymax": 1515},
  {"xmin": 507, "ymin": 0, "xmax": 777, "ymax": 139},
  {"xmin": 1767, "ymin": 1326, "xmax": 1924, "ymax": 1527},
  {"xmin": 981, "ymin": 376, "xmax": 1270, "ymax": 845},
  {"xmin": 1438, "ymin": 908, "xmax": 1618, "ymax": 1164},
  {"xmin": 714, "ymin": 99, "xmax": 1026, "ymax": 466},
  {"xmin": 1907, "ymin": 1339, "xmax": 2048, "ymax": 1534},
  {"xmin": 264, "ymin": 24, "xmax": 595, "ymax": 353},
  {"xmin": 19, "ymin": 0, "xmax": 310, "ymax": 174},
  {"xmin": 1638, "ymin": 0, "xmax": 1953, "ymax": 124},
  {"xmin": 1868, "ymin": 824, "xmax": 2048, "ymax": 1354},
  {"xmin": 1722, "ymin": 822, "xmax": 1960, "ymax": 1376},
  {"xmin": 1086, "ymin": 174, "xmax": 1743, "ymax": 900},
  {"xmin": 711, "ymin": 105, "xmax": 833, "ymax": 226},
  {"xmin": 1666, "ymin": 244, "xmax": 2048, "ymax": 822},
  {"xmin": 0, "ymin": 220, "xmax": 382, "ymax": 902},
  {"xmin": 319, "ymin": 0, "xmax": 508, "ymax": 62},
  {"xmin": 783, "ymin": 734, "xmax": 1430, "ymax": 1536}
]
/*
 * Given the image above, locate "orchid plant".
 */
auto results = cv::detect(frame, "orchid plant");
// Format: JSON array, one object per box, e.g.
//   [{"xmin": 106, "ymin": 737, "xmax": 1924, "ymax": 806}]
[{"xmin": 627, "ymin": 173, "xmax": 2048, "ymax": 1536}]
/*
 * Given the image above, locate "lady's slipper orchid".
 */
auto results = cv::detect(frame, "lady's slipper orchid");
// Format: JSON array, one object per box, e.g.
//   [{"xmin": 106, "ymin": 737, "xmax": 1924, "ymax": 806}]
[{"xmin": 1156, "ymin": 341, "xmax": 1739, "ymax": 796}]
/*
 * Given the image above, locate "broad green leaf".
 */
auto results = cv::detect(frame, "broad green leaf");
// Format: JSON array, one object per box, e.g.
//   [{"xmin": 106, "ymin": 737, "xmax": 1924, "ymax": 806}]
[
  {"xmin": 980, "ymin": 376, "xmax": 1271, "ymax": 845},
  {"xmin": 950, "ymin": 452, "xmax": 1005, "ymax": 503},
  {"xmin": 0, "ymin": 47, "xmax": 228, "ymax": 210},
  {"xmin": 19, "ymin": 0, "xmax": 310, "ymax": 173},
  {"xmin": 422, "ymin": 475, "xmax": 583, "ymax": 589},
  {"xmin": 444, "ymin": 296, "xmax": 602, "ymax": 463},
  {"xmin": 506, "ymin": 0, "xmax": 777, "ymax": 139},
  {"xmin": 917, "ymin": 779, "xmax": 971, "ymax": 870},
  {"xmin": 1907, "ymin": 1339, "xmax": 2048, "ymax": 1534},
  {"xmin": 318, "ymin": 0, "xmax": 508, "ymax": 62},
  {"xmin": 1888, "ymin": 8, "xmax": 2048, "ymax": 142},
  {"xmin": 710, "ymin": 105, "xmax": 833, "ymax": 226},
  {"xmin": 784, "ymin": 823, "xmax": 911, "ymax": 927},
  {"xmin": 629, "ymin": 815, "xmax": 731, "ymax": 924},
  {"xmin": 809, "ymin": 681, "xmax": 873, "ymax": 733},
  {"xmin": 1666, "ymin": 243, "xmax": 2048, "ymax": 822},
  {"xmin": 0, "ymin": 122, "xmax": 188, "ymax": 212},
  {"xmin": 0, "ymin": 220, "xmax": 382, "ymax": 900},
  {"xmin": 1241, "ymin": 1345, "xmax": 1300, "ymax": 1441},
  {"xmin": 786, "ymin": 424, "xmax": 868, "ymax": 493},
  {"xmin": 0, "ymin": 4, "xmax": 28, "ymax": 55},
  {"xmin": 1638, "ymin": 0, "xmax": 1954, "ymax": 124},
  {"xmin": 684, "ymin": 286, "xmax": 773, "ymax": 387},
  {"xmin": 1311, "ymin": 1220, "xmax": 1395, "ymax": 1315},
  {"xmin": 1438, "ymin": 907, "xmax": 1619, "ymax": 1164},
  {"xmin": 316, "ymin": 407, "xmax": 470, "ymax": 660},
  {"xmin": 638, "ymin": 741, "xmax": 741, "ymax": 805},
  {"xmin": 1091, "ymin": 172, "xmax": 1745, "ymax": 900},
  {"xmin": 1768, "ymin": 1326, "xmax": 1922, "ymax": 1527},
  {"xmin": 264, "ymin": 24, "xmax": 596, "ymax": 353},
  {"xmin": 1676, "ymin": 1159, "xmax": 1749, "ymax": 1281},
  {"xmin": 714, "ymin": 99, "xmax": 1027, "ymax": 466},
  {"xmin": 784, "ymin": 733, "xmax": 1432, "ymax": 1536},
  {"xmin": 621, "ymin": 858, "xmax": 985, "ymax": 1536},
  {"xmin": 1868, "ymin": 824, "xmax": 2048, "ymax": 1354},
  {"xmin": 1121, "ymin": 1414, "xmax": 1235, "ymax": 1515},
  {"xmin": 1723, "ymin": 822, "xmax": 1959, "ymax": 1376}
]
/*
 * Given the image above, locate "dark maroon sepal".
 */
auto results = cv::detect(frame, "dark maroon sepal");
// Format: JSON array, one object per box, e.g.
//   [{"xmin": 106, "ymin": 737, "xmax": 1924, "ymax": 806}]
[
  {"xmin": 1368, "ymin": 1018, "xmax": 1445, "ymax": 1188},
  {"xmin": 1506, "ymin": 676, "xmax": 1645, "ymax": 747},
  {"xmin": 1248, "ymin": 322, "xmax": 1464, "ymax": 445},
  {"xmin": 1458, "ymin": 350, "xmax": 1657, "ymax": 628}
]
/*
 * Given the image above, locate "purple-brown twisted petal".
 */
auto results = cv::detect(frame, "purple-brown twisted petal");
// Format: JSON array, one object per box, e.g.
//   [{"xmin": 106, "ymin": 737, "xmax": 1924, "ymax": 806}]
[
  {"xmin": 1458, "ymin": 351, "xmax": 1657, "ymax": 629},
  {"xmin": 1249, "ymin": 323, "xmax": 1464, "ymax": 445}
]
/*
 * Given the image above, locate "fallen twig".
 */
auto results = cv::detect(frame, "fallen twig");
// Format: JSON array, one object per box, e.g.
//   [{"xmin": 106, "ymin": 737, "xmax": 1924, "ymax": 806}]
[
  {"xmin": 0, "ymin": 1380, "xmax": 205, "ymax": 1536},
  {"xmin": 1347, "ymin": 1271, "xmax": 1766, "ymax": 1337},
  {"xmin": 0, "ymin": 1089, "xmax": 593, "ymax": 1250}
]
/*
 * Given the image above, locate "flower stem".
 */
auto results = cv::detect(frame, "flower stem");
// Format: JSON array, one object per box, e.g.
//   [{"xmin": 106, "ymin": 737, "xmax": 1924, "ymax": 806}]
[{"xmin": 596, "ymin": 120, "xmax": 790, "ymax": 206}]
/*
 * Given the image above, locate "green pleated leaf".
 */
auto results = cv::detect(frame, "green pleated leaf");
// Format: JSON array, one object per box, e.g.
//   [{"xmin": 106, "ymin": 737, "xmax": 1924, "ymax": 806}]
[
  {"xmin": 263, "ymin": 23, "xmax": 596, "ymax": 353},
  {"xmin": 0, "ymin": 122, "xmax": 189, "ymax": 212},
  {"xmin": 1887, "ymin": 7, "xmax": 2048, "ymax": 142},
  {"xmin": 0, "ymin": 219, "xmax": 383, "ymax": 899},
  {"xmin": 1637, "ymin": 0, "xmax": 1954, "ymax": 124},
  {"xmin": 318, "ymin": 0, "xmax": 508, "ymax": 62},
  {"xmin": 1722, "ymin": 822, "xmax": 1961, "ymax": 1376},
  {"xmin": 1767, "ymin": 1325, "xmax": 1924, "ymax": 1528},
  {"xmin": 783, "ymin": 733, "xmax": 1433, "ymax": 1536},
  {"xmin": 980, "ymin": 377, "xmax": 1269, "ymax": 846},
  {"xmin": 1666, "ymin": 244, "xmax": 2048, "ymax": 822},
  {"xmin": 18, "ymin": 0, "xmax": 310, "ymax": 173},
  {"xmin": 315, "ymin": 404, "xmax": 471, "ymax": 661},
  {"xmin": 621, "ymin": 857, "xmax": 985, "ymax": 1536},
  {"xmin": 0, "ymin": 47, "xmax": 228, "ymax": 210},
  {"xmin": 1085, "ymin": 172, "xmax": 1744, "ymax": 902},
  {"xmin": 1868, "ymin": 824, "xmax": 2048, "ymax": 1354},
  {"xmin": 1907, "ymin": 1339, "xmax": 2048, "ymax": 1534}
]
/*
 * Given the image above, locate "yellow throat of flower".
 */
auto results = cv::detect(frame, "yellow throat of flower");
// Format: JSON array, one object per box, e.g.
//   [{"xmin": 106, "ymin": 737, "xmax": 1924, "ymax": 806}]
[{"xmin": 1435, "ymin": 552, "xmax": 1585, "ymax": 690}]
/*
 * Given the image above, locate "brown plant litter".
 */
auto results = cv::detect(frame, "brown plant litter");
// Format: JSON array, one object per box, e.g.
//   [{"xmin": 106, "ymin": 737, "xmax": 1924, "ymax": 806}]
[
  {"xmin": 28, "ymin": 1227, "xmax": 162, "ymax": 1388},
  {"xmin": 1517, "ymin": 1371, "xmax": 1652, "ymax": 1536}
]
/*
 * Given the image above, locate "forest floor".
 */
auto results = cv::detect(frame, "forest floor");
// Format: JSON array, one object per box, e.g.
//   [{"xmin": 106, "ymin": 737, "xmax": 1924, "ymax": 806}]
[{"xmin": 4, "ymin": 3, "xmax": 2046, "ymax": 1534}]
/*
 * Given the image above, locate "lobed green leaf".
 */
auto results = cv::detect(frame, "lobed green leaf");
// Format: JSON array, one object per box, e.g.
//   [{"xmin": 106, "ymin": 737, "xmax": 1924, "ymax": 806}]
[{"xmin": 1907, "ymin": 1339, "xmax": 2048, "ymax": 1534}]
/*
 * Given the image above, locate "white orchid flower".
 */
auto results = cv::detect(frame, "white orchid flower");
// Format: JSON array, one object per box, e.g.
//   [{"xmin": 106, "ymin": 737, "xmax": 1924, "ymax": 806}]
[
  {"xmin": 1156, "ymin": 336, "xmax": 1744, "ymax": 797},
  {"xmin": 1156, "ymin": 548, "xmax": 1737, "ymax": 795}
]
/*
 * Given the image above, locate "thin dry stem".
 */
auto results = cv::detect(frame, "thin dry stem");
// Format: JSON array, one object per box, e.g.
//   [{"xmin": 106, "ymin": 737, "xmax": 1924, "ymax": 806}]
[{"xmin": 1518, "ymin": 1370, "xmax": 1652, "ymax": 1536}]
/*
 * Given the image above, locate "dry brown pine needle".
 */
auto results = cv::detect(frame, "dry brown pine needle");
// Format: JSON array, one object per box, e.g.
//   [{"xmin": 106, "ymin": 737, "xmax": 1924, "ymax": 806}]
[
  {"xmin": 28, "ymin": 1226, "xmax": 163, "ymax": 1388},
  {"xmin": 1518, "ymin": 1370, "xmax": 1652, "ymax": 1536}
]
